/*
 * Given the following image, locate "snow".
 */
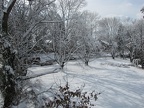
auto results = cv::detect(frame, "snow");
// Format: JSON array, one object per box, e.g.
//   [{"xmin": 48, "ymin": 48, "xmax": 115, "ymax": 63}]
[
  {"xmin": 0, "ymin": 93, "xmax": 3, "ymax": 108},
  {"xmin": 1, "ymin": 57, "xmax": 144, "ymax": 108},
  {"xmin": 26, "ymin": 57, "xmax": 144, "ymax": 108},
  {"xmin": 32, "ymin": 53, "xmax": 55, "ymax": 63},
  {"xmin": 99, "ymin": 40, "xmax": 109, "ymax": 46},
  {"xmin": 12, "ymin": 50, "xmax": 18, "ymax": 54},
  {"xmin": 0, "ymin": 64, "xmax": 2, "ymax": 68},
  {"xmin": 45, "ymin": 40, "xmax": 52, "ymax": 44},
  {"xmin": 4, "ymin": 65, "xmax": 14, "ymax": 75},
  {"xmin": 23, "ymin": 66, "xmax": 60, "ymax": 80},
  {"xmin": 3, "ymin": 40, "xmax": 11, "ymax": 48}
]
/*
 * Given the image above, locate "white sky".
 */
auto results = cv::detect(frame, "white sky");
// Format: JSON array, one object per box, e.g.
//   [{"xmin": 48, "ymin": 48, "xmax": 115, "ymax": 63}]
[{"xmin": 84, "ymin": 0, "xmax": 144, "ymax": 19}]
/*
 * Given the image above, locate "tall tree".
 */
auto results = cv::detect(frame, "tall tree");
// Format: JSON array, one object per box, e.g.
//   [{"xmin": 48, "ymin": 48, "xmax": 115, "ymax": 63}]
[
  {"xmin": 116, "ymin": 24, "xmax": 127, "ymax": 59},
  {"xmin": 99, "ymin": 17, "xmax": 120, "ymax": 59},
  {"xmin": 76, "ymin": 11, "xmax": 99, "ymax": 65},
  {"xmin": 51, "ymin": 0, "xmax": 86, "ymax": 68},
  {"xmin": 0, "ymin": 0, "xmax": 17, "ymax": 107},
  {"xmin": 124, "ymin": 20, "xmax": 136, "ymax": 62},
  {"xmin": 133, "ymin": 19, "xmax": 144, "ymax": 68}
]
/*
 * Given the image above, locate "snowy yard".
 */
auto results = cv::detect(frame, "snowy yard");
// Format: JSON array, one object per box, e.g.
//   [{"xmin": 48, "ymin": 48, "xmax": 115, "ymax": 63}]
[
  {"xmin": 1, "ymin": 57, "xmax": 144, "ymax": 108},
  {"xmin": 27, "ymin": 57, "xmax": 144, "ymax": 108}
]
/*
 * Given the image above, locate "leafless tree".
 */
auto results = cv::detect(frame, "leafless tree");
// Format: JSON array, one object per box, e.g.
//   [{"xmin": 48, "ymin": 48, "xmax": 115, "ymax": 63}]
[
  {"xmin": 50, "ymin": 0, "xmax": 86, "ymax": 68},
  {"xmin": 98, "ymin": 17, "xmax": 120, "ymax": 59},
  {"xmin": 123, "ymin": 19, "xmax": 136, "ymax": 62},
  {"xmin": 76, "ymin": 11, "xmax": 100, "ymax": 65}
]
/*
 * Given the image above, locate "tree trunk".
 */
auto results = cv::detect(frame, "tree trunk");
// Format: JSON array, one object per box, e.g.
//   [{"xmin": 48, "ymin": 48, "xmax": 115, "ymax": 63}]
[
  {"xmin": 2, "ymin": 71, "xmax": 16, "ymax": 108},
  {"xmin": 129, "ymin": 53, "xmax": 133, "ymax": 63},
  {"xmin": 1, "ymin": 45, "xmax": 17, "ymax": 107},
  {"xmin": 85, "ymin": 61, "xmax": 89, "ymax": 66},
  {"xmin": 0, "ymin": 0, "xmax": 17, "ymax": 107},
  {"xmin": 111, "ymin": 48, "xmax": 115, "ymax": 59},
  {"xmin": 61, "ymin": 62, "xmax": 65, "ymax": 69},
  {"xmin": 112, "ymin": 56, "xmax": 115, "ymax": 59},
  {"xmin": 111, "ymin": 53, "xmax": 115, "ymax": 59},
  {"xmin": 130, "ymin": 57, "xmax": 133, "ymax": 63}
]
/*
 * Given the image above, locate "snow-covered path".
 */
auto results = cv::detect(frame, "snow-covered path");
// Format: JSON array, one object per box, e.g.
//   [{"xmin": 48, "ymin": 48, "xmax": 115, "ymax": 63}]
[
  {"xmin": 89, "ymin": 59, "xmax": 144, "ymax": 108},
  {"xmin": 63, "ymin": 58, "xmax": 144, "ymax": 108},
  {"xmin": 20, "ymin": 57, "xmax": 144, "ymax": 107}
]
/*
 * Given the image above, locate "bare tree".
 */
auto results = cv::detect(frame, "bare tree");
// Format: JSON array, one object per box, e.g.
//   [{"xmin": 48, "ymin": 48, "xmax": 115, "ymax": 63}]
[
  {"xmin": 116, "ymin": 24, "xmax": 128, "ymax": 59},
  {"xmin": 99, "ymin": 17, "xmax": 120, "ymax": 59},
  {"xmin": 76, "ymin": 11, "xmax": 100, "ymax": 65},
  {"xmin": 50, "ymin": 0, "xmax": 86, "ymax": 68},
  {"xmin": 123, "ymin": 20, "xmax": 136, "ymax": 62}
]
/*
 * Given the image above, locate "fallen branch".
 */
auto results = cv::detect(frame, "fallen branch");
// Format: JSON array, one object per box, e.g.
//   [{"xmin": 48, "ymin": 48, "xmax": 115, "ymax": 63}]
[{"xmin": 19, "ymin": 68, "xmax": 61, "ymax": 80}]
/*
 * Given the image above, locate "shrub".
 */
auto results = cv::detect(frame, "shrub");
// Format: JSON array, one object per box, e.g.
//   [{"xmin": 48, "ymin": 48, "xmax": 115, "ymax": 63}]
[{"xmin": 45, "ymin": 82, "xmax": 100, "ymax": 108}]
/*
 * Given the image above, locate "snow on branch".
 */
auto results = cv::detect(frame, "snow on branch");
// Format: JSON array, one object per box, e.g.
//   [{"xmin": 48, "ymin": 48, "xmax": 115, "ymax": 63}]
[
  {"xmin": 4, "ymin": 65, "xmax": 14, "ymax": 75},
  {"xmin": 22, "ymin": 20, "xmax": 61, "ymax": 40},
  {"xmin": 22, "ymin": 22, "xmax": 39, "ymax": 40},
  {"xmin": 47, "ymin": 0, "xmax": 56, "ymax": 6},
  {"xmin": 99, "ymin": 40, "xmax": 109, "ymax": 46},
  {"xmin": 3, "ymin": 40, "xmax": 11, "ymax": 48},
  {"xmin": 4, "ymin": 0, "xmax": 16, "ymax": 14},
  {"xmin": 41, "ymin": 21, "xmax": 62, "ymax": 23}
]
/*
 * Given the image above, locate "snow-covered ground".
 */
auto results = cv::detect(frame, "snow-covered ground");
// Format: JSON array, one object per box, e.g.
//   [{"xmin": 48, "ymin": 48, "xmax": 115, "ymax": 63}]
[
  {"xmin": 28, "ymin": 57, "xmax": 144, "ymax": 108},
  {"xmin": 1, "ymin": 57, "xmax": 144, "ymax": 108}
]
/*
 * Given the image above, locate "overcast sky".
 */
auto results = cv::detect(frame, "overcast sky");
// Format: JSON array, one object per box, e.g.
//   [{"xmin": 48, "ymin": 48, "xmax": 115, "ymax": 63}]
[{"xmin": 84, "ymin": 0, "xmax": 144, "ymax": 19}]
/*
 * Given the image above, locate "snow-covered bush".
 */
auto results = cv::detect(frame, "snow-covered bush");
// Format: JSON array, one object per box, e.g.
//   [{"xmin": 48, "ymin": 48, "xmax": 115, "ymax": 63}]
[
  {"xmin": 11, "ymin": 82, "xmax": 99, "ymax": 108},
  {"xmin": 100, "ymin": 62, "xmax": 130, "ymax": 68},
  {"xmin": 45, "ymin": 83, "xmax": 99, "ymax": 108}
]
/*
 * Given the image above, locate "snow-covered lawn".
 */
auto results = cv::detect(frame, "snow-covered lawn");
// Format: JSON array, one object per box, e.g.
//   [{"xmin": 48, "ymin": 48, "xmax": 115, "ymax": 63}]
[
  {"xmin": 28, "ymin": 57, "xmax": 144, "ymax": 108},
  {"xmin": 1, "ymin": 57, "xmax": 144, "ymax": 108}
]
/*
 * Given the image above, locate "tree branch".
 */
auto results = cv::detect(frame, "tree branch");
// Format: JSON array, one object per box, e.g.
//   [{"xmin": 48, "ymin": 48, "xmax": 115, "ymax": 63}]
[
  {"xmin": 19, "ymin": 68, "xmax": 61, "ymax": 80},
  {"xmin": 2, "ymin": 0, "xmax": 16, "ymax": 33}
]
